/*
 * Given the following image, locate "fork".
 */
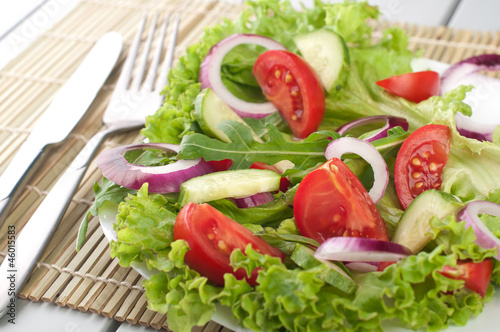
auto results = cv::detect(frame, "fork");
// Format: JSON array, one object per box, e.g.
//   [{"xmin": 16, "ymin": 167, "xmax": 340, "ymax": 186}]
[{"xmin": 0, "ymin": 13, "xmax": 180, "ymax": 317}]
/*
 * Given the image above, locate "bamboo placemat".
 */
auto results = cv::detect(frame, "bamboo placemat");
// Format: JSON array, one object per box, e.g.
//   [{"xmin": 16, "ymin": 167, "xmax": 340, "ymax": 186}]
[{"xmin": 0, "ymin": 0, "xmax": 499, "ymax": 330}]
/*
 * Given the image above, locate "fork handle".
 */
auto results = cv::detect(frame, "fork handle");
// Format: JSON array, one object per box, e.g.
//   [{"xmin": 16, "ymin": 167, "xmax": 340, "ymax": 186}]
[{"xmin": 0, "ymin": 128, "xmax": 111, "ymax": 318}]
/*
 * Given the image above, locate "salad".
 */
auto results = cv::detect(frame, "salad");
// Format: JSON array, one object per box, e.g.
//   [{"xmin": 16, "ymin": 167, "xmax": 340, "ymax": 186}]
[{"xmin": 80, "ymin": 1, "xmax": 500, "ymax": 331}]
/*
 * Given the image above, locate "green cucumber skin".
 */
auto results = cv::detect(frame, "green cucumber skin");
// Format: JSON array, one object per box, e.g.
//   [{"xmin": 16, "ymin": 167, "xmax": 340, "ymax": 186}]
[
  {"xmin": 293, "ymin": 28, "xmax": 350, "ymax": 94},
  {"xmin": 179, "ymin": 169, "xmax": 281, "ymax": 206},
  {"xmin": 194, "ymin": 88, "xmax": 255, "ymax": 143},
  {"xmin": 291, "ymin": 244, "xmax": 357, "ymax": 295},
  {"xmin": 392, "ymin": 189, "xmax": 463, "ymax": 253}
]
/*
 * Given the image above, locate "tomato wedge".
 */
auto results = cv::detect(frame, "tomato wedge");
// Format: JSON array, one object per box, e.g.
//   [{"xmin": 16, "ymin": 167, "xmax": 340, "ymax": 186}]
[
  {"xmin": 173, "ymin": 203, "xmax": 285, "ymax": 286},
  {"xmin": 394, "ymin": 124, "xmax": 451, "ymax": 209},
  {"xmin": 376, "ymin": 71, "xmax": 440, "ymax": 103},
  {"xmin": 439, "ymin": 259, "xmax": 493, "ymax": 298},
  {"xmin": 253, "ymin": 50, "xmax": 325, "ymax": 139},
  {"xmin": 294, "ymin": 158, "xmax": 390, "ymax": 244}
]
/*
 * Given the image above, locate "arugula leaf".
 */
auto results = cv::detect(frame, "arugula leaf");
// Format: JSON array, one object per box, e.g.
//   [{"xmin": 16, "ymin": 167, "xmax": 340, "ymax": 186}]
[{"xmin": 178, "ymin": 120, "xmax": 332, "ymax": 170}]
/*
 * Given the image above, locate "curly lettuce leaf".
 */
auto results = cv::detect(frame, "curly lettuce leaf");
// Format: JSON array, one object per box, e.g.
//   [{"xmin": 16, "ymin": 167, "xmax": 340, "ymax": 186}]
[{"xmin": 110, "ymin": 184, "xmax": 179, "ymax": 269}]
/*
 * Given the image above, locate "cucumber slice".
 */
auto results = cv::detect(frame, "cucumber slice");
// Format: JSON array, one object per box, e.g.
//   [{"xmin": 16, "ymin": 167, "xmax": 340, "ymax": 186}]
[
  {"xmin": 179, "ymin": 169, "xmax": 280, "ymax": 206},
  {"xmin": 392, "ymin": 189, "xmax": 463, "ymax": 253},
  {"xmin": 291, "ymin": 244, "xmax": 357, "ymax": 294},
  {"xmin": 293, "ymin": 28, "xmax": 350, "ymax": 93},
  {"xmin": 194, "ymin": 88, "xmax": 261, "ymax": 143}
]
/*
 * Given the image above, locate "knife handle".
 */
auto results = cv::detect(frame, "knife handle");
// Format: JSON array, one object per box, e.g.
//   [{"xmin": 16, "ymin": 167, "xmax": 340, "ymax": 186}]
[
  {"xmin": 0, "ymin": 128, "xmax": 110, "ymax": 318},
  {"xmin": 0, "ymin": 140, "xmax": 46, "ymax": 226}
]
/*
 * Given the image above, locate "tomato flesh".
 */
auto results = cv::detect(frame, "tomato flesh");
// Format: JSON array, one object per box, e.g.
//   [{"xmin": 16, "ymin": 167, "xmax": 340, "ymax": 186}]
[
  {"xmin": 439, "ymin": 259, "xmax": 493, "ymax": 298},
  {"xmin": 253, "ymin": 50, "xmax": 325, "ymax": 139},
  {"xmin": 376, "ymin": 71, "xmax": 440, "ymax": 103},
  {"xmin": 394, "ymin": 124, "xmax": 451, "ymax": 209},
  {"xmin": 294, "ymin": 158, "xmax": 389, "ymax": 244},
  {"xmin": 173, "ymin": 203, "xmax": 285, "ymax": 286}
]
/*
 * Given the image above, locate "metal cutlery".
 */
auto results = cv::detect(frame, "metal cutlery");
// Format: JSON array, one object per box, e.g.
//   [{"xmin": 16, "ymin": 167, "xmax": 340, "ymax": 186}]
[
  {"xmin": 0, "ymin": 32, "xmax": 123, "ymax": 226},
  {"xmin": 0, "ymin": 13, "xmax": 180, "ymax": 317}
]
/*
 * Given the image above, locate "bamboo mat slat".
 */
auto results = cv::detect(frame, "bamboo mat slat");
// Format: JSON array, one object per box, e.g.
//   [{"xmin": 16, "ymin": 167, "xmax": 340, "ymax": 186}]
[{"xmin": 1, "ymin": 0, "xmax": 500, "ymax": 331}]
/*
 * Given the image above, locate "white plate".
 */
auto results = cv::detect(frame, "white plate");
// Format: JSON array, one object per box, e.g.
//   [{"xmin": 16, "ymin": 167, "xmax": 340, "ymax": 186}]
[{"xmin": 98, "ymin": 58, "xmax": 500, "ymax": 332}]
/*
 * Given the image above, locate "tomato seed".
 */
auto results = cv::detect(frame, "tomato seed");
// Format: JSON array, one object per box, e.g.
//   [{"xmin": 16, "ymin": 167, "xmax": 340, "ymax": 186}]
[
  {"xmin": 412, "ymin": 171, "xmax": 422, "ymax": 179},
  {"xmin": 285, "ymin": 73, "xmax": 293, "ymax": 83},
  {"xmin": 274, "ymin": 70, "xmax": 281, "ymax": 79},
  {"xmin": 333, "ymin": 214, "xmax": 341, "ymax": 222},
  {"xmin": 415, "ymin": 182, "xmax": 424, "ymax": 188},
  {"xmin": 429, "ymin": 162, "xmax": 438, "ymax": 172},
  {"xmin": 218, "ymin": 240, "xmax": 228, "ymax": 251},
  {"xmin": 207, "ymin": 234, "xmax": 215, "ymax": 240},
  {"xmin": 330, "ymin": 164, "xmax": 339, "ymax": 172},
  {"xmin": 411, "ymin": 157, "xmax": 421, "ymax": 166}
]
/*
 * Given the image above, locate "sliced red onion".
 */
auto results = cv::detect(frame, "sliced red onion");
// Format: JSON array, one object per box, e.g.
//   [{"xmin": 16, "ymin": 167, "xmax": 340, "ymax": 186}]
[
  {"xmin": 97, "ymin": 143, "xmax": 214, "ymax": 193},
  {"xmin": 344, "ymin": 261, "xmax": 379, "ymax": 273},
  {"xmin": 199, "ymin": 33, "xmax": 287, "ymax": 118},
  {"xmin": 335, "ymin": 116, "xmax": 409, "ymax": 142},
  {"xmin": 325, "ymin": 137, "xmax": 389, "ymax": 204},
  {"xmin": 457, "ymin": 200, "xmax": 500, "ymax": 260},
  {"xmin": 441, "ymin": 54, "xmax": 500, "ymax": 141},
  {"xmin": 314, "ymin": 237, "xmax": 412, "ymax": 262},
  {"xmin": 234, "ymin": 191, "xmax": 275, "ymax": 208}
]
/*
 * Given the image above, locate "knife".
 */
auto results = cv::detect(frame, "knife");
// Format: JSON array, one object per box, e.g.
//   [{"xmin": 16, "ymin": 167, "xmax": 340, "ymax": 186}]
[{"xmin": 0, "ymin": 32, "xmax": 123, "ymax": 226}]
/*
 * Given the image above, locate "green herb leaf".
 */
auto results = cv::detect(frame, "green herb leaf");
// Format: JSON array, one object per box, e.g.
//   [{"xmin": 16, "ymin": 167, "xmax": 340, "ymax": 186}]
[{"xmin": 178, "ymin": 121, "xmax": 329, "ymax": 170}]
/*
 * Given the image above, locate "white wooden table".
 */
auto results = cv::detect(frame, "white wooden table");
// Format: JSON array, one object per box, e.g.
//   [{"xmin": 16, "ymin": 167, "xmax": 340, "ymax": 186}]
[{"xmin": 0, "ymin": 0, "xmax": 498, "ymax": 331}]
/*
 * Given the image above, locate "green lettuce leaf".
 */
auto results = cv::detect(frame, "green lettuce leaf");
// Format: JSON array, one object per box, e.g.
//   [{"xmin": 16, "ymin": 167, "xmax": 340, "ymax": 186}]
[{"xmin": 110, "ymin": 184, "xmax": 179, "ymax": 269}]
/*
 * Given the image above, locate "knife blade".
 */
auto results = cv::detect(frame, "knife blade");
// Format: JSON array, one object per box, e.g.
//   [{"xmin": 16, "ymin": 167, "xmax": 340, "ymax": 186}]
[{"xmin": 0, "ymin": 32, "xmax": 123, "ymax": 226}]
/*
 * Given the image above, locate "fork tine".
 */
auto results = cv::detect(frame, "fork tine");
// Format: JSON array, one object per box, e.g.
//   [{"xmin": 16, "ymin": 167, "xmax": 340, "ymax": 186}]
[
  {"xmin": 156, "ymin": 14, "xmax": 180, "ymax": 91},
  {"xmin": 131, "ymin": 14, "xmax": 158, "ymax": 90},
  {"xmin": 115, "ymin": 13, "xmax": 146, "ymax": 91},
  {"xmin": 143, "ymin": 14, "xmax": 170, "ymax": 91}
]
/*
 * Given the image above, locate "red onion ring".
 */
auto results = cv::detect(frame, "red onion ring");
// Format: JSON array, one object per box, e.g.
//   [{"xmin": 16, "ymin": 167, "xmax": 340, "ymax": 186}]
[
  {"xmin": 97, "ymin": 143, "xmax": 214, "ymax": 193},
  {"xmin": 314, "ymin": 237, "xmax": 412, "ymax": 262},
  {"xmin": 234, "ymin": 191, "xmax": 275, "ymax": 208},
  {"xmin": 457, "ymin": 200, "xmax": 500, "ymax": 260},
  {"xmin": 325, "ymin": 137, "xmax": 389, "ymax": 204},
  {"xmin": 335, "ymin": 116, "xmax": 409, "ymax": 142},
  {"xmin": 199, "ymin": 33, "xmax": 287, "ymax": 118},
  {"xmin": 441, "ymin": 54, "xmax": 500, "ymax": 141}
]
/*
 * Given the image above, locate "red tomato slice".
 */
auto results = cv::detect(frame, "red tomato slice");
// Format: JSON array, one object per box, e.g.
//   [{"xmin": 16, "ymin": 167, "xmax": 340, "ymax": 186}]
[
  {"xmin": 439, "ymin": 259, "xmax": 493, "ymax": 298},
  {"xmin": 250, "ymin": 161, "xmax": 290, "ymax": 192},
  {"xmin": 294, "ymin": 158, "xmax": 390, "ymax": 244},
  {"xmin": 376, "ymin": 71, "xmax": 440, "ymax": 103},
  {"xmin": 173, "ymin": 203, "xmax": 285, "ymax": 286},
  {"xmin": 208, "ymin": 159, "xmax": 233, "ymax": 172},
  {"xmin": 253, "ymin": 50, "xmax": 325, "ymax": 139},
  {"xmin": 394, "ymin": 124, "xmax": 451, "ymax": 209}
]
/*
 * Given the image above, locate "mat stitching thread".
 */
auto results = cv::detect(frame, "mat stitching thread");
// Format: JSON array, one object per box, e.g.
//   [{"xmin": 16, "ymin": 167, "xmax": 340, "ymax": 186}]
[
  {"xmin": 369, "ymin": 30, "xmax": 500, "ymax": 51},
  {"xmin": 0, "ymin": 126, "xmax": 31, "ymax": 134},
  {"xmin": 36, "ymin": 261, "xmax": 145, "ymax": 292},
  {"xmin": 0, "ymin": 71, "xmax": 116, "ymax": 90}
]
